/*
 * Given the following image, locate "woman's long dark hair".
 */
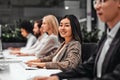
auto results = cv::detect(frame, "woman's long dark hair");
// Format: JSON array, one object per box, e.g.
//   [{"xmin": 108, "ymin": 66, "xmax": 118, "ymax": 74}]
[{"xmin": 59, "ymin": 15, "xmax": 83, "ymax": 44}]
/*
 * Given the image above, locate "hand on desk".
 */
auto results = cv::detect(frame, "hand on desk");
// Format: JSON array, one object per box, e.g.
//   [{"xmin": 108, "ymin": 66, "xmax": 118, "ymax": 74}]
[
  {"xmin": 33, "ymin": 76, "xmax": 59, "ymax": 80},
  {"xmin": 8, "ymin": 47, "xmax": 20, "ymax": 51},
  {"xmin": 27, "ymin": 62, "xmax": 46, "ymax": 68},
  {"xmin": 25, "ymin": 58, "xmax": 46, "ymax": 68},
  {"xmin": 17, "ymin": 53, "xmax": 28, "ymax": 56},
  {"xmin": 9, "ymin": 50, "xmax": 20, "ymax": 55}
]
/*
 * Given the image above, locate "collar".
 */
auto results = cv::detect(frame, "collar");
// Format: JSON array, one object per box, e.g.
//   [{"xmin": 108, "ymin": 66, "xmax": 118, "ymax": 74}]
[
  {"xmin": 107, "ymin": 22, "xmax": 120, "ymax": 39},
  {"xmin": 26, "ymin": 33, "xmax": 32, "ymax": 39}
]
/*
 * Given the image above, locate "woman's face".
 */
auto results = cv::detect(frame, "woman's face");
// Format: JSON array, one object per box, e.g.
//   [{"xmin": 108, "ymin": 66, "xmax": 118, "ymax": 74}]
[
  {"xmin": 59, "ymin": 18, "xmax": 72, "ymax": 39},
  {"xmin": 41, "ymin": 19, "xmax": 50, "ymax": 33},
  {"xmin": 20, "ymin": 28, "xmax": 28, "ymax": 38}
]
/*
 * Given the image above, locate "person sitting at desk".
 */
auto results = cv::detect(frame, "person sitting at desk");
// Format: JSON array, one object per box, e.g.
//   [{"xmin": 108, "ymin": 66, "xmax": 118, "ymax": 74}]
[
  {"xmin": 26, "ymin": 15, "xmax": 82, "ymax": 71},
  {"xmin": 33, "ymin": 0, "xmax": 120, "ymax": 80},
  {"xmin": 9, "ymin": 20, "xmax": 37, "ymax": 54},
  {"xmin": 16, "ymin": 15, "xmax": 60, "ymax": 57},
  {"xmin": 14, "ymin": 19, "xmax": 43, "ymax": 56}
]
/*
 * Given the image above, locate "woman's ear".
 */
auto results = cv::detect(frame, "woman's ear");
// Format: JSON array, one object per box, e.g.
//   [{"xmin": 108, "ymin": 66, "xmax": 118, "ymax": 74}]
[{"xmin": 119, "ymin": 0, "xmax": 120, "ymax": 8}]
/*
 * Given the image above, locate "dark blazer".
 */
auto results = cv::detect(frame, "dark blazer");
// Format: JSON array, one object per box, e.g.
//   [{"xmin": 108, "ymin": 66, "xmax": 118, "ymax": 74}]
[
  {"xmin": 56, "ymin": 28, "xmax": 120, "ymax": 80},
  {"xmin": 40, "ymin": 40, "xmax": 82, "ymax": 71}
]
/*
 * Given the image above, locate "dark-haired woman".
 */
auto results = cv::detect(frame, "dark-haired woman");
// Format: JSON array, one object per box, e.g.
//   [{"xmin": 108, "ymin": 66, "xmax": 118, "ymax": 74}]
[{"xmin": 26, "ymin": 14, "xmax": 82, "ymax": 71}]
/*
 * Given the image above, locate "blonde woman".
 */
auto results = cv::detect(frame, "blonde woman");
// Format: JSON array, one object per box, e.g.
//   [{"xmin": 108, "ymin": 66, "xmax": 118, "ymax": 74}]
[
  {"xmin": 18, "ymin": 15, "xmax": 60, "ymax": 57},
  {"xmin": 35, "ymin": 15, "xmax": 60, "ymax": 57}
]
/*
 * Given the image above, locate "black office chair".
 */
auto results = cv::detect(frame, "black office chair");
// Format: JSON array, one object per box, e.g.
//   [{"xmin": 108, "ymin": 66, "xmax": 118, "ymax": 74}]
[{"xmin": 82, "ymin": 43, "xmax": 97, "ymax": 62}]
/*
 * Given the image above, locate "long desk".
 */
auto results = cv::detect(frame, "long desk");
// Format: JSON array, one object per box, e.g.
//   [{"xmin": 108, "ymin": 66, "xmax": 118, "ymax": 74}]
[
  {"xmin": 0, "ymin": 55, "xmax": 62, "ymax": 80},
  {"xmin": 0, "ymin": 63, "xmax": 62, "ymax": 80}
]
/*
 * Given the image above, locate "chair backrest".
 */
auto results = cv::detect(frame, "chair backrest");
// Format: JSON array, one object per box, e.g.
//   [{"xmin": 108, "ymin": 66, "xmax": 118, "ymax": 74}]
[{"xmin": 82, "ymin": 43, "xmax": 97, "ymax": 62}]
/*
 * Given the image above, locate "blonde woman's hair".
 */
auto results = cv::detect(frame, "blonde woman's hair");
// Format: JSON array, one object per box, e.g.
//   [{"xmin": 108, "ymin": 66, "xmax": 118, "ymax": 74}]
[{"xmin": 43, "ymin": 15, "xmax": 59, "ymax": 35}]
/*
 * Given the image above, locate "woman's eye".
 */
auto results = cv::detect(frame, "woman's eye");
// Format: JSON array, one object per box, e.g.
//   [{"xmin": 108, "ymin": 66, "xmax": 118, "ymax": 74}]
[{"xmin": 65, "ymin": 25, "xmax": 70, "ymax": 27}]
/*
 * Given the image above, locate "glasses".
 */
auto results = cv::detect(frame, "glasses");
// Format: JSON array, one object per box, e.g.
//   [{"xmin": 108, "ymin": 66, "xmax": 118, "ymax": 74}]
[{"xmin": 93, "ymin": 0, "xmax": 107, "ymax": 7}]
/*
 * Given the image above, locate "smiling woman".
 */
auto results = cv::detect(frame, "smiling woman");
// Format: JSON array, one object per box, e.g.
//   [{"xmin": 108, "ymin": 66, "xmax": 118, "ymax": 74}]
[{"xmin": 26, "ymin": 14, "xmax": 83, "ymax": 71}]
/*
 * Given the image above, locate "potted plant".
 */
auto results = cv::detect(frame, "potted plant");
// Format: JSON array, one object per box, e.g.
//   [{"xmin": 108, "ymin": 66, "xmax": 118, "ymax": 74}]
[
  {"xmin": 81, "ymin": 22, "xmax": 100, "ymax": 61},
  {"xmin": 1, "ymin": 20, "xmax": 27, "ymax": 49}
]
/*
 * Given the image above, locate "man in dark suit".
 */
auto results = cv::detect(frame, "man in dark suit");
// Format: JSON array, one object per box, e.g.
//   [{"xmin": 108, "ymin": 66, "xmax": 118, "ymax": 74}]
[{"xmin": 33, "ymin": 0, "xmax": 120, "ymax": 80}]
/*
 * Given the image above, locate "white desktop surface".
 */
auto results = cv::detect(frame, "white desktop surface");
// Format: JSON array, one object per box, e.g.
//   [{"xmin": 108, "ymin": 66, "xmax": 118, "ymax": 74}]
[
  {"xmin": 0, "ymin": 55, "xmax": 62, "ymax": 80},
  {"xmin": 0, "ymin": 63, "xmax": 62, "ymax": 80}
]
